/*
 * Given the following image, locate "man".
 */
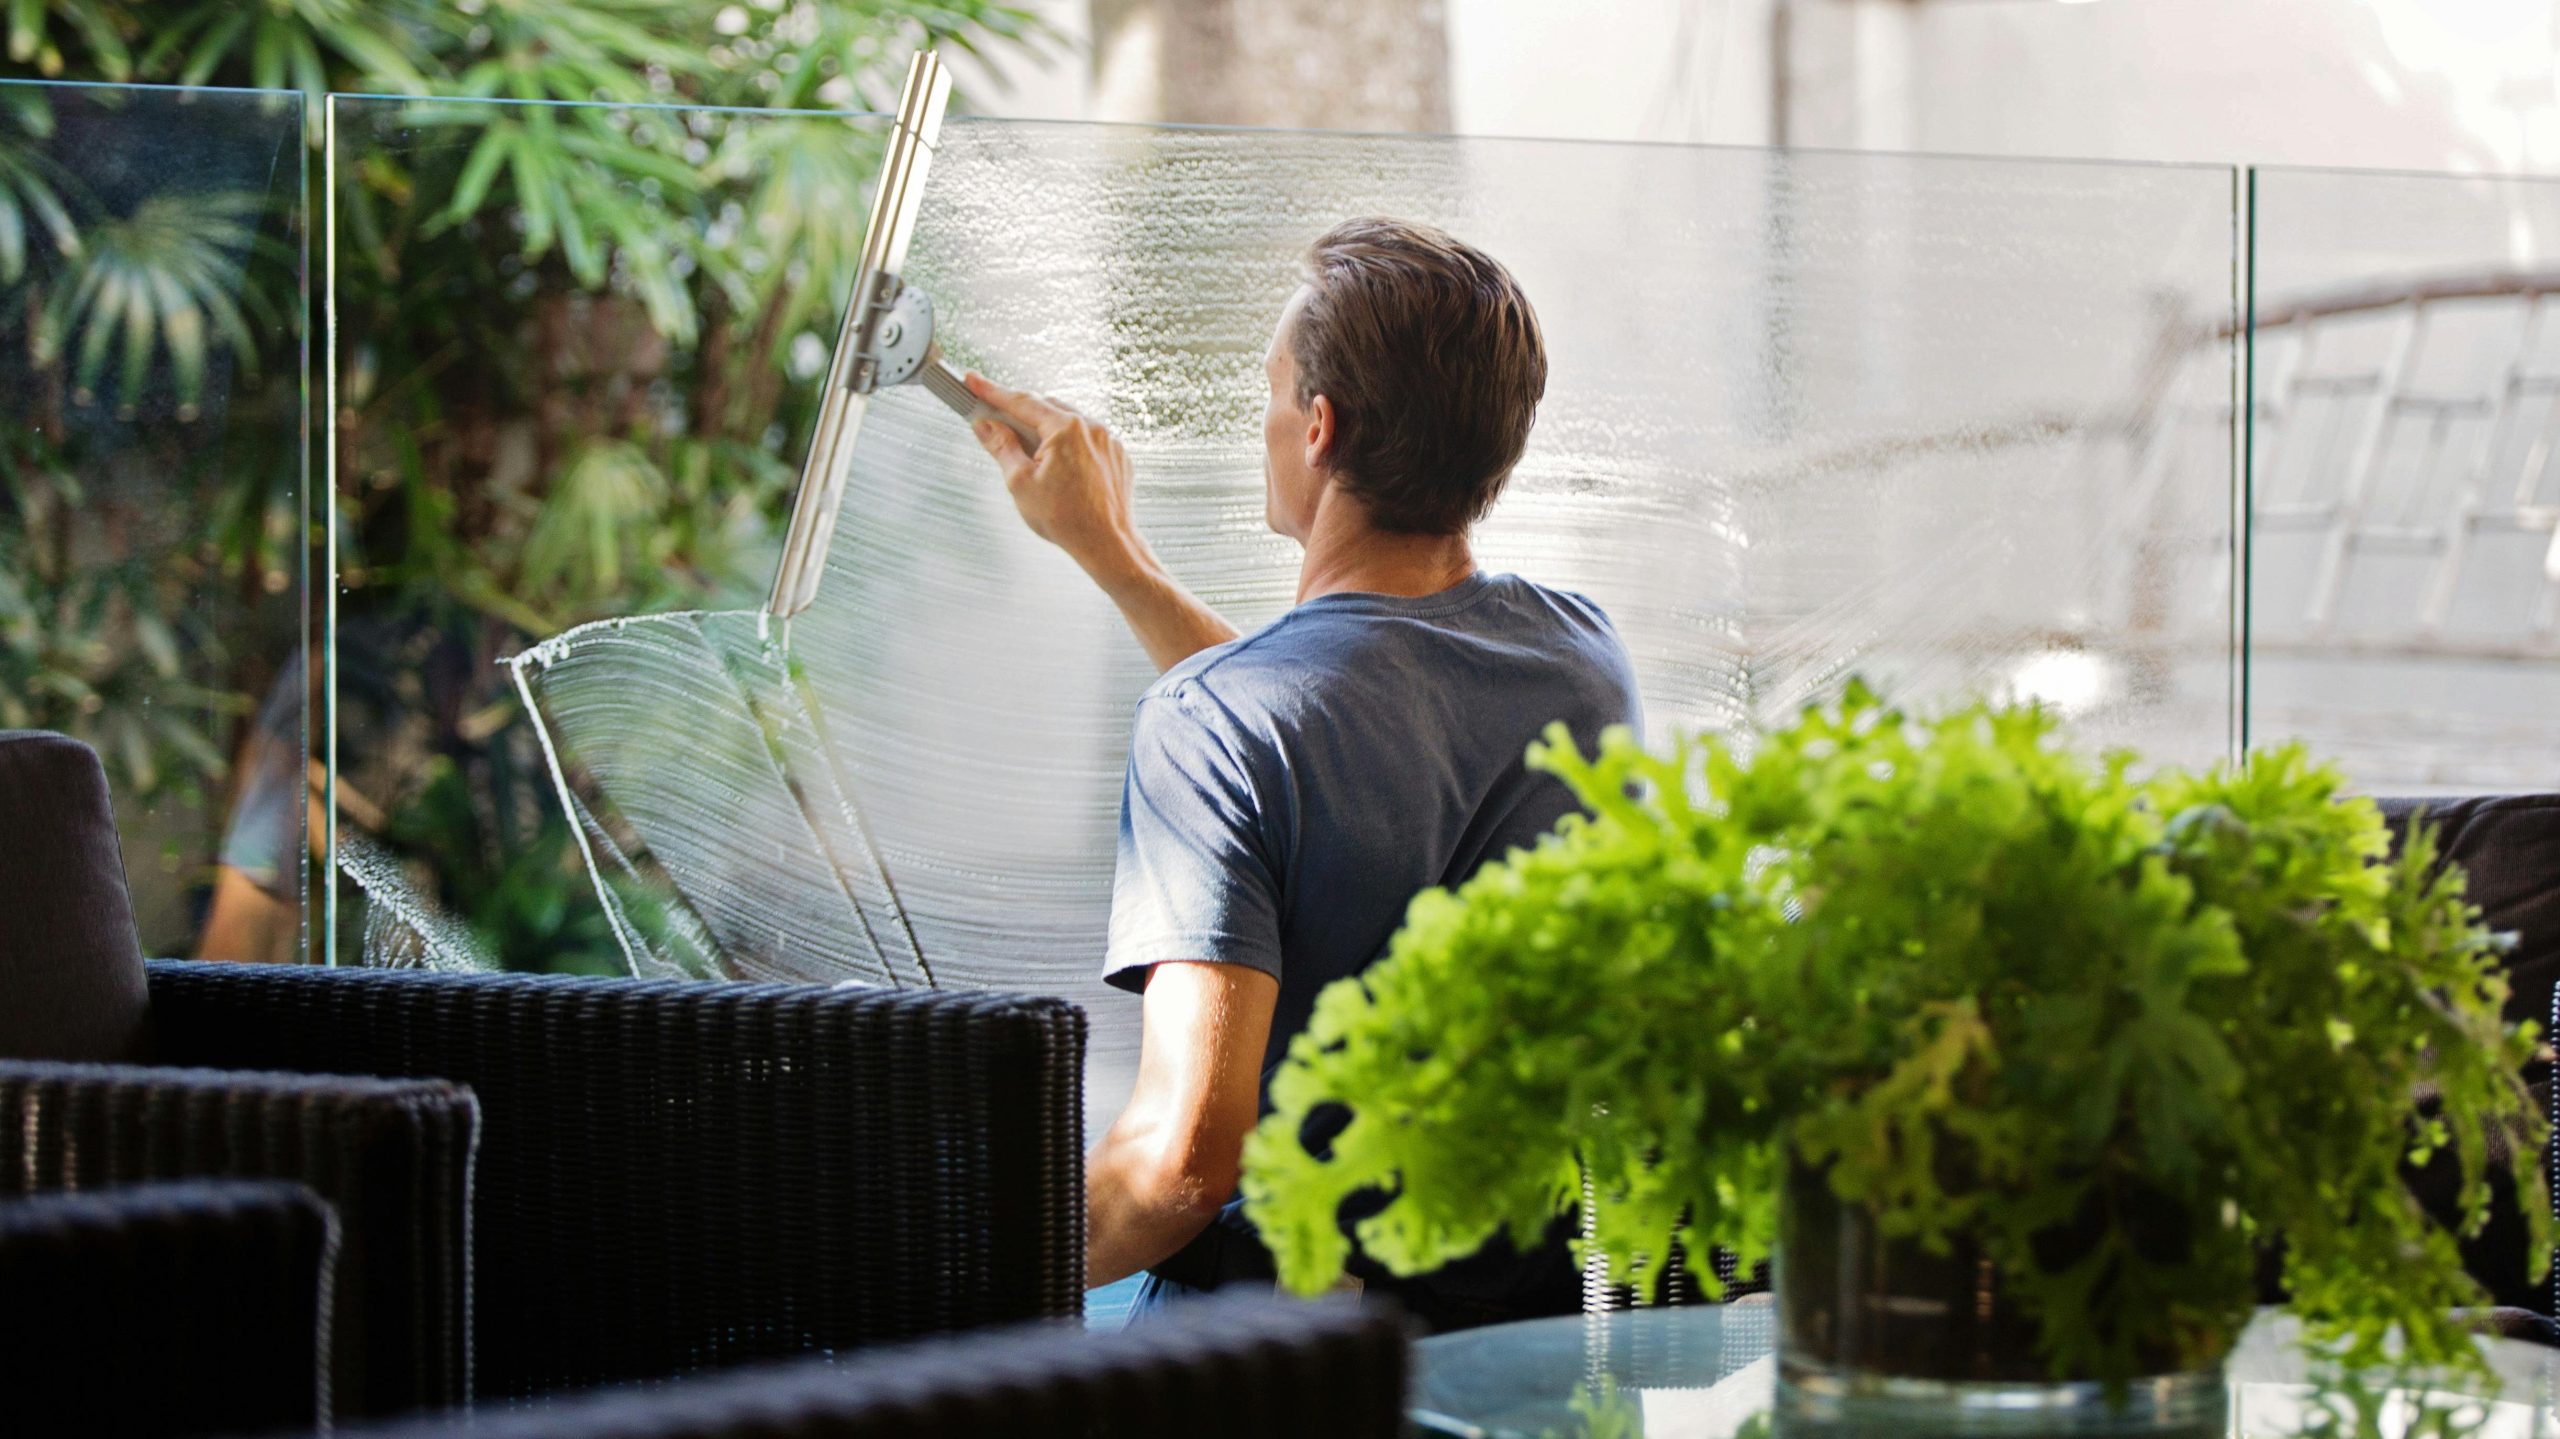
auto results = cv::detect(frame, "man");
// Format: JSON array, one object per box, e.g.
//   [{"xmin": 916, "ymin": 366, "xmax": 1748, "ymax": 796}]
[{"xmin": 962, "ymin": 217, "xmax": 1638, "ymax": 1329}]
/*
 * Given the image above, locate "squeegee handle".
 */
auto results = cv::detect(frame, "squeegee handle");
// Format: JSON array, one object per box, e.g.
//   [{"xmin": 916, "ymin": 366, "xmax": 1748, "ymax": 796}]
[{"xmin": 918, "ymin": 356, "xmax": 1044, "ymax": 458}]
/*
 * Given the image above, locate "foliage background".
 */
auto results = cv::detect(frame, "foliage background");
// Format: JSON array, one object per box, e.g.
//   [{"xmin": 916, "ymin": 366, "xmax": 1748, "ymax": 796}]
[
  {"xmin": 0, "ymin": 81, "xmax": 303, "ymax": 954},
  {"xmin": 0, "ymin": 0, "xmax": 1052, "ymax": 965}
]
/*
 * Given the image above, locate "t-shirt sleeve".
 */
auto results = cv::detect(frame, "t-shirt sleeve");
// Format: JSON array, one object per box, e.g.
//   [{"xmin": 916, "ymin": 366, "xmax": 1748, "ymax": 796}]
[{"xmin": 1101, "ymin": 688, "xmax": 1285, "ymax": 993}]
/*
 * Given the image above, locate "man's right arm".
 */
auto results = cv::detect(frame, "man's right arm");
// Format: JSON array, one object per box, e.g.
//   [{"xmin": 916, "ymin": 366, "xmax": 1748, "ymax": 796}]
[
  {"xmin": 1084, "ymin": 958, "xmax": 1277, "ymax": 1287},
  {"xmin": 965, "ymin": 372, "xmax": 1239, "ymax": 672}
]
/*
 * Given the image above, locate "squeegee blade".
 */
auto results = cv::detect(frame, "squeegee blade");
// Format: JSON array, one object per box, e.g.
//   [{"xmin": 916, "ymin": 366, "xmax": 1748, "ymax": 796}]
[
  {"xmin": 764, "ymin": 49, "xmax": 952, "ymax": 620},
  {"xmin": 767, "ymin": 388, "xmax": 872, "ymax": 618}
]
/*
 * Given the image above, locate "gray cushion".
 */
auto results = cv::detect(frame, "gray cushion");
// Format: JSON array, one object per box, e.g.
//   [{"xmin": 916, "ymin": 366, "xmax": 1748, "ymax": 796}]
[{"xmin": 0, "ymin": 732, "xmax": 149, "ymax": 1061}]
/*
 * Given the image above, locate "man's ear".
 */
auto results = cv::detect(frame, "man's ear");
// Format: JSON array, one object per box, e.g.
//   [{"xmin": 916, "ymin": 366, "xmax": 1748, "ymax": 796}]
[{"xmin": 1305, "ymin": 392, "xmax": 1336, "ymax": 472}]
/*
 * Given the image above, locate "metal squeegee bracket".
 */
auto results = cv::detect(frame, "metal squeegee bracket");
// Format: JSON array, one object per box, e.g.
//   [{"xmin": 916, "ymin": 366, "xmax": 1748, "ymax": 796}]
[{"xmin": 766, "ymin": 50, "xmax": 954, "ymax": 620}]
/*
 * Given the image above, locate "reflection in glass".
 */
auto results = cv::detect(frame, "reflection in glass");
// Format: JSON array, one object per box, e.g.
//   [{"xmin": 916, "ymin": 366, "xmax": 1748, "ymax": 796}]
[
  {"xmin": 325, "ymin": 94, "xmax": 900, "ymax": 973},
  {"xmin": 1407, "ymin": 1306, "xmax": 2556, "ymax": 1438},
  {"xmin": 2247, "ymin": 168, "xmax": 2560, "ymax": 793},
  {"xmin": 0, "ymin": 81, "xmax": 305, "ymax": 961}
]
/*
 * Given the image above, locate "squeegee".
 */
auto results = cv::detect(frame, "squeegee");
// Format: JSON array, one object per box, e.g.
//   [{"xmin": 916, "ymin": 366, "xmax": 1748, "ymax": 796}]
[{"xmin": 766, "ymin": 50, "xmax": 1041, "ymax": 619}]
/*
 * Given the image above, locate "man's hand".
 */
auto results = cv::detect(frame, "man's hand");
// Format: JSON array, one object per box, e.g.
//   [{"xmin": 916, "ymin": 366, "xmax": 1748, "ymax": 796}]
[
  {"xmin": 965, "ymin": 372, "xmax": 1142, "ymax": 582},
  {"xmin": 963, "ymin": 371, "xmax": 1241, "ymax": 672}
]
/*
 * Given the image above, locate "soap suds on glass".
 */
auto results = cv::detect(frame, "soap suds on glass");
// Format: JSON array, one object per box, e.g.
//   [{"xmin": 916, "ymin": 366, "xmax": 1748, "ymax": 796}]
[{"xmin": 499, "ymin": 123, "xmax": 2238, "ymax": 1136}]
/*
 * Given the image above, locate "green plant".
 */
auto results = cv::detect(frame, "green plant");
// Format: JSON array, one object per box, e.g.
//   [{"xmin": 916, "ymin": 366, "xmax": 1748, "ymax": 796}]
[
  {"xmin": 34, "ymin": 190, "xmax": 275, "ymax": 409},
  {"xmin": 1559, "ymin": 1377, "xmax": 1642, "ymax": 1439},
  {"xmin": 0, "ymin": 98, "xmax": 75, "ymax": 278},
  {"xmin": 1243, "ymin": 684, "xmax": 2547, "ymax": 1385},
  {"xmin": 0, "ymin": 424, "xmax": 245, "ymax": 791},
  {"xmin": 3, "ymin": 0, "xmax": 1053, "ymax": 967}
]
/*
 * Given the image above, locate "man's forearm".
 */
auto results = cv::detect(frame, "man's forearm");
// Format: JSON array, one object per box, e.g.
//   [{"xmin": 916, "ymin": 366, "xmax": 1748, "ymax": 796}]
[
  {"xmin": 1084, "ymin": 1128, "xmax": 1224, "ymax": 1289},
  {"xmin": 1084, "ymin": 537, "xmax": 1240, "ymax": 674}
]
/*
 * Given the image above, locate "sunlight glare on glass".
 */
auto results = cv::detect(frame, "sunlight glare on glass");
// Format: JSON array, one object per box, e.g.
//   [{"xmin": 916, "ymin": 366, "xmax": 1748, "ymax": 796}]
[{"xmin": 2009, "ymin": 649, "xmax": 2112, "ymax": 716}]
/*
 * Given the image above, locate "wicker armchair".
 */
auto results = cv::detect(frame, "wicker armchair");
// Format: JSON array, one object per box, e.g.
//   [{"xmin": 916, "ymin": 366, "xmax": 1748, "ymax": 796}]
[
  {"xmin": 0, "ymin": 1059, "xmax": 476, "ymax": 1413},
  {"xmin": 2378, "ymin": 794, "xmax": 2560, "ymax": 1316},
  {"xmin": 144, "ymin": 963, "xmax": 1087, "ymax": 1401},
  {"xmin": 0, "ymin": 1180, "xmax": 337, "ymax": 1439},
  {"xmin": 1, "ymin": 971, "xmax": 1086, "ymax": 1417},
  {"xmin": 1, "ymin": 731, "xmax": 1090, "ymax": 1423},
  {"xmin": 333, "ymin": 1294, "xmax": 1408, "ymax": 1439}
]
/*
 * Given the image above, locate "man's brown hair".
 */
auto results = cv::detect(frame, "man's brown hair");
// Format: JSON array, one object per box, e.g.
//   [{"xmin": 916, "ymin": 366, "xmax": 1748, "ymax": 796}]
[{"xmin": 1290, "ymin": 218, "xmax": 1547, "ymax": 535}]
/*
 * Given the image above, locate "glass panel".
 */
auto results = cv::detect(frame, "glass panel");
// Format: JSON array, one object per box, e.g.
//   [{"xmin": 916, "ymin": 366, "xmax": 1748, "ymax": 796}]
[
  {"xmin": 324, "ymin": 94, "xmax": 890, "ymax": 974},
  {"xmin": 336, "ymin": 103, "xmax": 2238, "ymax": 1133},
  {"xmin": 2246, "ymin": 166, "xmax": 2560, "ymax": 794},
  {"xmin": 0, "ymin": 81, "xmax": 306, "ymax": 961}
]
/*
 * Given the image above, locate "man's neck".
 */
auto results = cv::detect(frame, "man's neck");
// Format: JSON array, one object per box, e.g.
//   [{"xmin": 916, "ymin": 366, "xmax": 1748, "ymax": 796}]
[{"xmin": 1294, "ymin": 487, "xmax": 1476, "ymax": 604}]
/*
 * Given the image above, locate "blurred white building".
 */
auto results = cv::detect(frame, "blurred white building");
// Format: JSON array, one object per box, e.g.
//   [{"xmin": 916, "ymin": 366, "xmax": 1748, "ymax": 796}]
[
  {"xmin": 967, "ymin": 0, "xmax": 2560, "ymax": 171},
  {"xmin": 956, "ymin": 0, "xmax": 2560, "ymax": 792}
]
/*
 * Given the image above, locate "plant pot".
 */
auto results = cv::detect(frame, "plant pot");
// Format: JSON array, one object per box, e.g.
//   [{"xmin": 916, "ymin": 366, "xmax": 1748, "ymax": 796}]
[{"xmin": 1773, "ymin": 1157, "xmax": 2228, "ymax": 1437}]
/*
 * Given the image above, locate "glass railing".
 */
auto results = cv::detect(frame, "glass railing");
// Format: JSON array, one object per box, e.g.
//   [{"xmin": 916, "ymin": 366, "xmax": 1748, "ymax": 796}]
[
  {"xmin": 323, "ymin": 93, "xmax": 892, "ymax": 977},
  {"xmin": 0, "ymin": 80, "xmax": 307, "ymax": 962},
  {"xmin": 322, "ymin": 96, "xmax": 2245, "ymax": 1137},
  {"xmin": 2243, "ymin": 165, "xmax": 2560, "ymax": 794},
  {"xmin": 39, "ymin": 93, "xmax": 2558, "ymax": 986},
  {"xmin": 11, "ymin": 78, "xmax": 2543, "ymax": 1329},
  {"xmin": 64, "ymin": 88, "xmax": 2560, "ymax": 997}
]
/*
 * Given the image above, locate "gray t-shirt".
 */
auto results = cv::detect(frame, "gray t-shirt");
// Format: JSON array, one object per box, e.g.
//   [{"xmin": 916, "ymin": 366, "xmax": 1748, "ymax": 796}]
[{"xmin": 1102, "ymin": 571, "xmax": 1642, "ymax": 1076}]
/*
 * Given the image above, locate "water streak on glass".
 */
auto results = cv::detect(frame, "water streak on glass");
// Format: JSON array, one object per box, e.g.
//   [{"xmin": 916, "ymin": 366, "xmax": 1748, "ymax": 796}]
[
  {"xmin": 337, "ymin": 828, "xmax": 496, "ymax": 973},
  {"xmin": 493, "ymin": 119, "xmax": 2238, "ymax": 1132}
]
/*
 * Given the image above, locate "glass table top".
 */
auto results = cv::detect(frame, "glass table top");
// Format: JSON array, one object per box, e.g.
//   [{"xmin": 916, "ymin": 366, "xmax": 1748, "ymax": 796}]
[{"xmin": 1410, "ymin": 1302, "xmax": 2560, "ymax": 1438}]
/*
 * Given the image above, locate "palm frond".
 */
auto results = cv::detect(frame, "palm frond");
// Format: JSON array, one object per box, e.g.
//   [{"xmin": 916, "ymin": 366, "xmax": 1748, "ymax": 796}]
[
  {"xmin": 0, "ymin": 118, "xmax": 76, "ymax": 280},
  {"xmin": 519, "ymin": 437, "xmax": 669, "ymax": 598},
  {"xmin": 7, "ymin": 0, "xmax": 133, "ymax": 80},
  {"xmin": 37, "ymin": 190, "xmax": 268, "ymax": 409}
]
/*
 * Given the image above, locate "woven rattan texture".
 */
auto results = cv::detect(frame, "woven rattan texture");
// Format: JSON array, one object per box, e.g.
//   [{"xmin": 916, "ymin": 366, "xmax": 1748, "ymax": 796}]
[
  {"xmin": 142, "ymin": 962, "xmax": 1087, "ymax": 1400},
  {"xmin": 1593, "ymin": 1241, "xmax": 1770, "ymax": 1312},
  {"xmin": 0, "ymin": 1061, "xmax": 471, "ymax": 1417},
  {"xmin": 0, "ymin": 1179, "xmax": 337, "ymax": 1437},
  {"xmin": 337, "ymin": 1293, "xmax": 1406, "ymax": 1439}
]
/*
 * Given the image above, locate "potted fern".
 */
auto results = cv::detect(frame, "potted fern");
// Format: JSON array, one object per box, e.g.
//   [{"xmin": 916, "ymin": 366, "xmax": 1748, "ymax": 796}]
[{"xmin": 1243, "ymin": 685, "xmax": 2546, "ymax": 1429}]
